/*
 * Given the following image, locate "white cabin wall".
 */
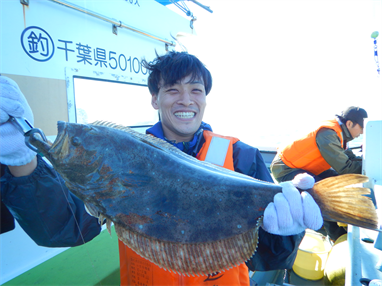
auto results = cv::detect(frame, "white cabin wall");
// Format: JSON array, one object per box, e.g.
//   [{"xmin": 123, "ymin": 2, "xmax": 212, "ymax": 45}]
[
  {"xmin": 1, "ymin": 74, "xmax": 67, "ymax": 136},
  {"xmin": 0, "ymin": 0, "xmax": 191, "ymax": 135}
]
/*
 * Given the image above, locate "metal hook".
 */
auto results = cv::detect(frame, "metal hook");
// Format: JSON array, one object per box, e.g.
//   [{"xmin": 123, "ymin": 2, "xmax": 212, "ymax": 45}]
[
  {"xmin": 190, "ymin": 17, "xmax": 196, "ymax": 30},
  {"xmin": 9, "ymin": 116, "xmax": 48, "ymax": 157},
  {"xmin": 25, "ymin": 128, "xmax": 48, "ymax": 154}
]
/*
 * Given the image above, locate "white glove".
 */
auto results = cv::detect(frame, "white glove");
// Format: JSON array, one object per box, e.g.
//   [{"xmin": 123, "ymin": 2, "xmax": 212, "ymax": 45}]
[
  {"xmin": 0, "ymin": 76, "xmax": 36, "ymax": 166},
  {"xmin": 262, "ymin": 173, "xmax": 323, "ymax": 236}
]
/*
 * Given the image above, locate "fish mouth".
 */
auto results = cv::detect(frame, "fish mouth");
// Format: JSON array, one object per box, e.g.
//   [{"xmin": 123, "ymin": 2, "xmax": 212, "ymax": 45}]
[
  {"xmin": 47, "ymin": 121, "xmax": 70, "ymax": 162},
  {"xmin": 50, "ymin": 121, "xmax": 68, "ymax": 150},
  {"xmin": 27, "ymin": 121, "xmax": 68, "ymax": 160}
]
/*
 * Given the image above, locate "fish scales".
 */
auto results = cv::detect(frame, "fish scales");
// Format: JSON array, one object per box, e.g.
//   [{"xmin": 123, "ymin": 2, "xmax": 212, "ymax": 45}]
[
  {"xmin": 29, "ymin": 121, "xmax": 379, "ymax": 276},
  {"xmin": 47, "ymin": 121, "xmax": 280, "ymax": 245}
]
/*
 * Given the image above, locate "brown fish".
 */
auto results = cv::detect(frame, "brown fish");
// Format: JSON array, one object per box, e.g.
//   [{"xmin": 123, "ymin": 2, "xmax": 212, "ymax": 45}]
[{"xmin": 29, "ymin": 121, "xmax": 378, "ymax": 276}]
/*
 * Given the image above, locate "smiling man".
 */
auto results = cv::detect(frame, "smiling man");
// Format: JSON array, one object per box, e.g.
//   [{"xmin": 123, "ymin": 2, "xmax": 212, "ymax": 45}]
[{"xmin": 152, "ymin": 74, "xmax": 207, "ymax": 143}]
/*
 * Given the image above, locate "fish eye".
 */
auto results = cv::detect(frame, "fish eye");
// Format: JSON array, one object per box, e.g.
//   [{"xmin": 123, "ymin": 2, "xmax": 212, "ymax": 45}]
[{"xmin": 71, "ymin": 137, "xmax": 81, "ymax": 146}]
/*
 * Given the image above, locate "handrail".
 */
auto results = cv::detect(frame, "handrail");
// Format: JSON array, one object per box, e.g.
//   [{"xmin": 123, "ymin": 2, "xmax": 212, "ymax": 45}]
[
  {"xmin": 188, "ymin": 0, "xmax": 213, "ymax": 13},
  {"xmin": 47, "ymin": 0, "xmax": 175, "ymax": 46}
]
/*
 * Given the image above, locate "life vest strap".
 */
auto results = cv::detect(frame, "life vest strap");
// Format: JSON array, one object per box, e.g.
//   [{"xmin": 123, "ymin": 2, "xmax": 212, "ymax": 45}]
[{"xmin": 204, "ymin": 136, "xmax": 231, "ymax": 167}]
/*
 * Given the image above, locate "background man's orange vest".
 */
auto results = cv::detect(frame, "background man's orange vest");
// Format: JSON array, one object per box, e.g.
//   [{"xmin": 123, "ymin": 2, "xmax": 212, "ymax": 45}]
[
  {"xmin": 118, "ymin": 131, "xmax": 250, "ymax": 286},
  {"xmin": 278, "ymin": 119, "xmax": 343, "ymax": 175}
]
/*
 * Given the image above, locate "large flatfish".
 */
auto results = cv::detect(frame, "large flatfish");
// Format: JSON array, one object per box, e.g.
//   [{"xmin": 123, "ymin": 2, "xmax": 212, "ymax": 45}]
[{"xmin": 29, "ymin": 121, "xmax": 378, "ymax": 276}]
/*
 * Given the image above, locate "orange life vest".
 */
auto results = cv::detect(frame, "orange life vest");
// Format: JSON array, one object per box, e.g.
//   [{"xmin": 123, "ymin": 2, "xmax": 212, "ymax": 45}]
[
  {"xmin": 118, "ymin": 130, "xmax": 249, "ymax": 286},
  {"xmin": 278, "ymin": 119, "xmax": 344, "ymax": 175}
]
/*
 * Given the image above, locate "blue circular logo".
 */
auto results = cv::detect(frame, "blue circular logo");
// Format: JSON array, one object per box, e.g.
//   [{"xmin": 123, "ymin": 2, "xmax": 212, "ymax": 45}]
[{"xmin": 21, "ymin": 26, "xmax": 54, "ymax": 62}]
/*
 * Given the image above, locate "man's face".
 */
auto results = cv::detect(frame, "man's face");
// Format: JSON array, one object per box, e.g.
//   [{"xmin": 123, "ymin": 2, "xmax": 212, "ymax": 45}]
[
  {"xmin": 347, "ymin": 120, "xmax": 363, "ymax": 139},
  {"xmin": 151, "ymin": 74, "xmax": 207, "ymax": 143}
]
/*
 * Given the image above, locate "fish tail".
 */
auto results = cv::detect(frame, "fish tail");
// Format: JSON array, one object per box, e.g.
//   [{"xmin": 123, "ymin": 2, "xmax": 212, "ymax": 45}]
[{"xmin": 309, "ymin": 174, "xmax": 378, "ymax": 230}]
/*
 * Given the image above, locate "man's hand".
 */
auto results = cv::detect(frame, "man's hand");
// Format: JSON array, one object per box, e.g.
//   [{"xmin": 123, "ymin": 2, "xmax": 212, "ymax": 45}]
[
  {"xmin": 262, "ymin": 173, "xmax": 323, "ymax": 236},
  {"xmin": 0, "ymin": 76, "xmax": 36, "ymax": 166}
]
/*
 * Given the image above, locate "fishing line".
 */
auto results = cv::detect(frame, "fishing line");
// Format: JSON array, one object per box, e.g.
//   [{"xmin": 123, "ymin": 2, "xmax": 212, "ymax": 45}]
[{"xmin": 50, "ymin": 162, "xmax": 105, "ymax": 285}]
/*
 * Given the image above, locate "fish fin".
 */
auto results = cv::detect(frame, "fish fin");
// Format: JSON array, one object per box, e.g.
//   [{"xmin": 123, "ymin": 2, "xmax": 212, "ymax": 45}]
[
  {"xmin": 106, "ymin": 220, "xmax": 112, "ymax": 236},
  {"xmin": 114, "ymin": 218, "xmax": 262, "ymax": 276},
  {"xmin": 90, "ymin": 120, "xmax": 185, "ymax": 153},
  {"xmin": 90, "ymin": 120, "xmax": 255, "ymax": 181},
  {"xmin": 84, "ymin": 202, "xmax": 99, "ymax": 217},
  {"xmin": 310, "ymin": 174, "xmax": 378, "ymax": 230}
]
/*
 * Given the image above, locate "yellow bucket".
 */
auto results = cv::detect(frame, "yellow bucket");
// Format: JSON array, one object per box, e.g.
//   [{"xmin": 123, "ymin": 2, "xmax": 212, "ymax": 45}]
[{"xmin": 293, "ymin": 230, "xmax": 332, "ymax": 280}]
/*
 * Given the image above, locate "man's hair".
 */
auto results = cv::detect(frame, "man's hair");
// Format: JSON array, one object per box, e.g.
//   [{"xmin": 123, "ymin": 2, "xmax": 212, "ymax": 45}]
[
  {"xmin": 142, "ymin": 51, "xmax": 212, "ymax": 96},
  {"xmin": 338, "ymin": 117, "xmax": 356, "ymax": 128},
  {"xmin": 336, "ymin": 106, "xmax": 368, "ymax": 128}
]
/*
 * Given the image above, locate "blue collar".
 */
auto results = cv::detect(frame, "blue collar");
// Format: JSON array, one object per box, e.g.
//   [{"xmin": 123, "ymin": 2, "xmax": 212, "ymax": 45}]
[{"xmin": 146, "ymin": 121, "xmax": 212, "ymax": 155}]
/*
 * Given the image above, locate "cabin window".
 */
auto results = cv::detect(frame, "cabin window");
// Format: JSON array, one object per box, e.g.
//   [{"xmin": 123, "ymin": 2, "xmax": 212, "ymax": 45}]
[{"xmin": 73, "ymin": 77, "xmax": 158, "ymax": 133}]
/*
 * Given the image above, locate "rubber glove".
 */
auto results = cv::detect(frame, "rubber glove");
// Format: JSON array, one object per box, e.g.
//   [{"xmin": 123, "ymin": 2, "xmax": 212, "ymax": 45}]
[
  {"xmin": 0, "ymin": 76, "xmax": 36, "ymax": 166},
  {"xmin": 262, "ymin": 173, "xmax": 323, "ymax": 236}
]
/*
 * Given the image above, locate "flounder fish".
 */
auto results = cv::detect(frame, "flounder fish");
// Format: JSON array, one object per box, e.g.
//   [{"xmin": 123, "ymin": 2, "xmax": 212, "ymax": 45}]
[{"xmin": 29, "ymin": 121, "xmax": 378, "ymax": 276}]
